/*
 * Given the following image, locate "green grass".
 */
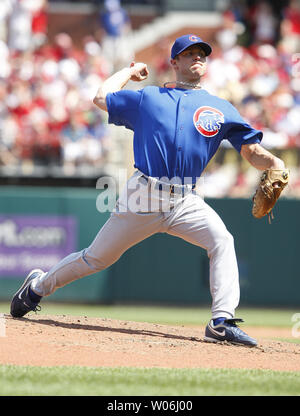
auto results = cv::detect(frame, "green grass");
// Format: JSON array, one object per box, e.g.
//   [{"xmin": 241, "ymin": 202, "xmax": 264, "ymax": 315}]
[
  {"xmin": 0, "ymin": 365, "xmax": 299, "ymax": 396},
  {"xmin": 273, "ymin": 338, "xmax": 300, "ymax": 344},
  {"xmin": 1, "ymin": 303, "xmax": 299, "ymax": 396},
  {"xmin": 0, "ymin": 302, "xmax": 297, "ymax": 327}
]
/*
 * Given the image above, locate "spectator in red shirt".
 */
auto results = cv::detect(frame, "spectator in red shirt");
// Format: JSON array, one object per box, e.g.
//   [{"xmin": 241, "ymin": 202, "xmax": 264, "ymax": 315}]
[{"xmin": 31, "ymin": 0, "xmax": 48, "ymax": 50}]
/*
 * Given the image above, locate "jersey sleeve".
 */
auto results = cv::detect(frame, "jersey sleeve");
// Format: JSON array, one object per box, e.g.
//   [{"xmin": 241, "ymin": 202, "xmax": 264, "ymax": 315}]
[
  {"xmin": 225, "ymin": 104, "xmax": 263, "ymax": 153},
  {"xmin": 106, "ymin": 89, "xmax": 143, "ymax": 131}
]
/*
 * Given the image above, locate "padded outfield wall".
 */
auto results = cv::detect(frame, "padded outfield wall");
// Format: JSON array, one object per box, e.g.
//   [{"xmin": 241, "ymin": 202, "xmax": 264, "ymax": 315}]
[{"xmin": 0, "ymin": 186, "xmax": 298, "ymax": 307}]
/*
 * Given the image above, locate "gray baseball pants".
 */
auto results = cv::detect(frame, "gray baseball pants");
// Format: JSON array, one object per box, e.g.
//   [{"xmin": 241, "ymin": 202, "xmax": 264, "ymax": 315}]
[{"xmin": 31, "ymin": 171, "xmax": 240, "ymax": 319}]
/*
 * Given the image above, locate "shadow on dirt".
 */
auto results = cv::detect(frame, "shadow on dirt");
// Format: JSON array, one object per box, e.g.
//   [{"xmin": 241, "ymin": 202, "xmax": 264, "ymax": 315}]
[{"xmin": 21, "ymin": 315, "xmax": 204, "ymax": 343}]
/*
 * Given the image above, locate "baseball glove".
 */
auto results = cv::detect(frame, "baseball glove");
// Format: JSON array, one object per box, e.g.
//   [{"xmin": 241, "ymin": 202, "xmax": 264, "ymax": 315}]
[{"xmin": 252, "ymin": 168, "xmax": 289, "ymax": 222}]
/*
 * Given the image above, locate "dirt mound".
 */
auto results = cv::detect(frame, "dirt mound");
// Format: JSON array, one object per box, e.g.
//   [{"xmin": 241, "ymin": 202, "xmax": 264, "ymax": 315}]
[{"xmin": 1, "ymin": 314, "xmax": 299, "ymax": 371}]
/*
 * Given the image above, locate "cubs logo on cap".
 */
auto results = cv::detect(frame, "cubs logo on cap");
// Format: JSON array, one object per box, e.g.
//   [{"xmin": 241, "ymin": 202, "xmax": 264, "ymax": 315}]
[
  {"xmin": 193, "ymin": 106, "xmax": 224, "ymax": 137},
  {"xmin": 171, "ymin": 34, "xmax": 212, "ymax": 59}
]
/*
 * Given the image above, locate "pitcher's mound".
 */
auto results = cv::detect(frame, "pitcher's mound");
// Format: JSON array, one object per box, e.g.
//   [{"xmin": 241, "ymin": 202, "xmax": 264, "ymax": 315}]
[{"xmin": 1, "ymin": 314, "xmax": 299, "ymax": 371}]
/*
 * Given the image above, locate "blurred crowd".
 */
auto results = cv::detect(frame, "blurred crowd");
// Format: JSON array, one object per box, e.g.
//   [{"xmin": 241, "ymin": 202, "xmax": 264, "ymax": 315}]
[
  {"xmin": 0, "ymin": 0, "xmax": 117, "ymax": 175},
  {"xmin": 153, "ymin": 0, "xmax": 300, "ymax": 197},
  {"xmin": 208, "ymin": 0, "xmax": 300, "ymax": 198},
  {"xmin": 0, "ymin": 0, "xmax": 300, "ymax": 197}
]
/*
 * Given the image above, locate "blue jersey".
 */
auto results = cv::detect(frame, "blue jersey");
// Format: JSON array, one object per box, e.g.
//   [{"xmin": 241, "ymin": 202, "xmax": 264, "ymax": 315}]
[{"xmin": 106, "ymin": 86, "xmax": 262, "ymax": 183}]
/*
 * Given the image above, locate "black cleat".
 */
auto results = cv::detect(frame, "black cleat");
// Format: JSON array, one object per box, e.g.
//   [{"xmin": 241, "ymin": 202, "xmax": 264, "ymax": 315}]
[
  {"xmin": 10, "ymin": 269, "xmax": 43, "ymax": 318},
  {"xmin": 204, "ymin": 318, "xmax": 257, "ymax": 347}
]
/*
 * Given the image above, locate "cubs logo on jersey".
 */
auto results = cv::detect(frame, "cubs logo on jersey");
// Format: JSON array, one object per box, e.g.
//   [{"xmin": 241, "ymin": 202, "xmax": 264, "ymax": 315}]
[{"xmin": 193, "ymin": 106, "xmax": 224, "ymax": 137}]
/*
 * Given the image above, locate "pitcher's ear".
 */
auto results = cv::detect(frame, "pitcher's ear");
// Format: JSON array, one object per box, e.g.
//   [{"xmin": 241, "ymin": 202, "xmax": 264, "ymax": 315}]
[{"xmin": 170, "ymin": 58, "xmax": 178, "ymax": 69}]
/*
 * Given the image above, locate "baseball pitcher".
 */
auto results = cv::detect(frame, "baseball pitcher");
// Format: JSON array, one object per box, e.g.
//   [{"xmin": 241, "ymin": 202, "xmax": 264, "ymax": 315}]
[{"xmin": 11, "ymin": 35, "xmax": 289, "ymax": 346}]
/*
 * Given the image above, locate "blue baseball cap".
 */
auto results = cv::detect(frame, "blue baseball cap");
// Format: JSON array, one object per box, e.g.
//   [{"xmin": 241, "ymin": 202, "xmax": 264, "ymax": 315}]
[{"xmin": 171, "ymin": 34, "xmax": 212, "ymax": 59}]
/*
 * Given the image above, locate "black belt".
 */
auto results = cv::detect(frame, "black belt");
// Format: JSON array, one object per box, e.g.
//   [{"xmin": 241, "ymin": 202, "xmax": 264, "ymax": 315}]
[{"xmin": 140, "ymin": 175, "xmax": 196, "ymax": 195}]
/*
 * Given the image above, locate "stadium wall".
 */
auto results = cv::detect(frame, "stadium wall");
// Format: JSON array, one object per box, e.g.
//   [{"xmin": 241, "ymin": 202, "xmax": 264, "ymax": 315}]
[{"xmin": 0, "ymin": 186, "xmax": 299, "ymax": 307}]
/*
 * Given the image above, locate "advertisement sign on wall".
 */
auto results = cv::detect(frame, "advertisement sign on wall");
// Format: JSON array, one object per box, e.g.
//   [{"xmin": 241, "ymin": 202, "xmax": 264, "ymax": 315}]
[{"xmin": 0, "ymin": 215, "xmax": 77, "ymax": 278}]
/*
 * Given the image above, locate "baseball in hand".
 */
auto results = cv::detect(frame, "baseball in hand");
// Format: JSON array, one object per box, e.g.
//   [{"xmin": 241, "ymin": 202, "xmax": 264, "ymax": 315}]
[{"xmin": 130, "ymin": 62, "xmax": 149, "ymax": 81}]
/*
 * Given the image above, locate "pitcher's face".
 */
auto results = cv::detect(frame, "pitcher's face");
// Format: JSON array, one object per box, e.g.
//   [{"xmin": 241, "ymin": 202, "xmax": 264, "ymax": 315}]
[{"xmin": 171, "ymin": 45, "xmax": 207, "ymax": 81}]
